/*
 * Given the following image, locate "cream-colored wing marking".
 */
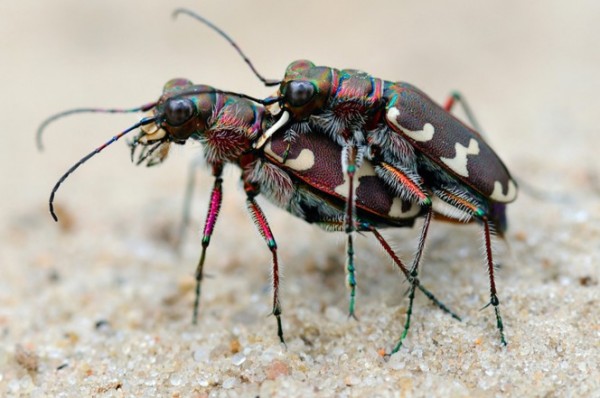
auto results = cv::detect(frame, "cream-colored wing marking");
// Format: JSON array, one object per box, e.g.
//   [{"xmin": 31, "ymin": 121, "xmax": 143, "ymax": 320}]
[
  {"xmin": 386, "ymin": 108, "xmax": 436, "ymax": 142},
  {"xmin": 264, "ymin": 140, "xmax": 315, "ymax": 171},
  {"xmin": 440, "ymin": 138, "xmax": 480, "ymax": 177},
  {"xmin": 490, "ymin": 180, "xmax": 518, "ymax": 203}
]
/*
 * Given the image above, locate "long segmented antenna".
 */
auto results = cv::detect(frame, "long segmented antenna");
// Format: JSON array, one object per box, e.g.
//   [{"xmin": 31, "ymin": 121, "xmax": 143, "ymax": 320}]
[
  {"xmin": 37, "ymin": 103, "xmax": 157, "ymax": 151},
  {"xmin": 168, "ymin": 87, "xmax": 280, "ymax": 106},
  {"xmin": 173, "ymin": 8, "xmax": 281, "ymax": 87},
  {"xmin": 49, "ymin": 117, "xmax": 157, "ymax": 222},
  {"xmin": 37, "ymin": 87, "xmax": 279, "ymax": 152}
]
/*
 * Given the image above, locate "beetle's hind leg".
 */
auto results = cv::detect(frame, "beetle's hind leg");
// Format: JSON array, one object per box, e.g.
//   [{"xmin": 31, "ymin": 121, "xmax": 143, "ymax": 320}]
[
  {"xmin": 365, "ymin": 218, "xmax": 463, "ymax": 355},
  {"xmin": 432, "ymin": 186, "xmax": 507, "ymax": 346},
  {"xmin": 369, "ymin": 209, "xmax": 433, "ymax": 355},
  {"xmin": 481, "ymin": 217, "xmax": 507, "ymax": 346},
  {"xmin": 443, "ymin": 91, "xmax": 484, "ymax": 135},
  {"xmin": 365, "ymin": 223, "xmax": 460, "ymax": 321},
  {"xmin": 366, "ymin": 158, "xmax": 459, "ymax": 353}
]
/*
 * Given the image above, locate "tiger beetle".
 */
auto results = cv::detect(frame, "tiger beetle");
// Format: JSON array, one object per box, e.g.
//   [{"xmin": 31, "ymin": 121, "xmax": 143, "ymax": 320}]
[
  {"xmin": 39, "ymin": 8, "xmax": 517, "ymax": 355},
  {"xmin": 172, "ymin": 10, "xmax": 518, "ymax": 352}
]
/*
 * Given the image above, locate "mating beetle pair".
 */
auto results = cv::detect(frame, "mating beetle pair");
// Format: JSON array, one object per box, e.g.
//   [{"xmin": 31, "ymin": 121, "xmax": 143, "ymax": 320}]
[{"xmin": 40, "ymin": 9, "xmax": 517, "ymax": 355}]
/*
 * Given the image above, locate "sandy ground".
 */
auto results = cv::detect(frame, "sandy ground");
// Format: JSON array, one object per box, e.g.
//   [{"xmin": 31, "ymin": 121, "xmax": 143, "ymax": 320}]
[{"xmin": 1, "ymin": 1, "xmax": 599, "ymax": 397}]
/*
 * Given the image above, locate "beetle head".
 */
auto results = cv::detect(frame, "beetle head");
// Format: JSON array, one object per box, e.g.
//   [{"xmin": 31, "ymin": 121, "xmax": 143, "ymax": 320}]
[
  {"xmin": 278, "ymin": 60, "xmax": 334, "ymax": 120},
  {"xmin": 131, "ymin": 79, "xmax": 219, "ymax": 167}
]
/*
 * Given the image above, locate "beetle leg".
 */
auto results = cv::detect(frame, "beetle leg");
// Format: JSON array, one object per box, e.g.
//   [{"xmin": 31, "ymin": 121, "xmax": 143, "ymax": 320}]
[
  {"xmin": 443, "ymin": 91, "xmax": 484, "ymax": 137},
  {"xmin": 367, "ymin": 159, "xmax": 446, "ymax": 351},
  {"xmin": 245, "ymin": 189, "xmax": 286, "ymax": 346},
  {"xmin": 350, "ymin": 159, "xmax": 462, "ymax": 328},
  {"xmin": 481, "ymin": 218, "xmax": 507, "ymax": 346},
  {"xmin": 343, "ymin": 143, "xmax": 359, "ymax": 319},
  {"xmin": 343, "ymin": 143, "xmax": 359, "ymax": 234},
  {"xmin": 432, "ymin": 186, "xmax": 507, "ymax": 345},
  {"xmin": 367, "ymin": 224, "xmax": 460, "ymax": 321},
  {"xmin": 397, "ymin": 208, "xmax": 432, "ymax": 353},
  {"xmin": 374, "ymin": 161, "xmax": 431, "ymax": 206},
  {"xmin": 380, "ymin": 209, "xmax": 432, "ymax": 354},
  {"xmin": 135, "ymin": 140, "xmax": 170, "ymax": 167},
  {"xmin": 367, "ymin": 216, "xmax": 462, "ymax": 354},
  {"xmin": 317, "ymin": 219, "xmax": 461, "ymax": 325},
  {"xmin": 279, "ymin": 123, "xmax": 304, "ymax": 163},
  {"xmin": 192, "ymin": 163, "xmax": 224, "ymax": 325}
]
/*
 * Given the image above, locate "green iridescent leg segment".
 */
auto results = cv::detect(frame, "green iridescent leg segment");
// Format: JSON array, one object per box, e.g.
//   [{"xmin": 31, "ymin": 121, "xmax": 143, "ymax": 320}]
[
  {"xmin": 391, "ymin": 274, "xmax": 417, "ymax": 354},
  {"xmin": 367, "ymin": 220, "xmax": 461, "ymax": 355},
  {"xmin": 389, "ymin": 208, "xmax": 432, "ymax": 354},
  {"xmin": 346, "ymin": 233, "xmax": 358, "ymax": 320},
  {"xmin": 343, "ymin": 144, "xmax": 359, "ymax": 319},
  {"xmin": 318, "ymin": 219, "xmax": 461, "ymax": 346}
]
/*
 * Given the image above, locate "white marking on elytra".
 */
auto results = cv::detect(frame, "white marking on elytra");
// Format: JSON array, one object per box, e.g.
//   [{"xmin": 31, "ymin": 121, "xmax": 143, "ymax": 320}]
[
  {"xmin": 389, "ymin": 199, "xmax": 420, "ymax": 219},
  {"xmin": 386, "ymin": 108, "xmax": 435, "ymax": 142},
  {"xmin": 490, "ymin": 180, "xmax": 518, "ymax": 203},
  {"xmin": 254, "ymin": 110, "xmax": 290, "ymax": 149},
  {"xmin": 440, "ymin": 138, "xmax": 480, "ymax": 177},
  {"xmin": 334, "ymin": 161, "xmax": 378, "ymax": 197},
  {"xmin": 264, "ymin": 140, "xmax": 315, "ymax": 171}
]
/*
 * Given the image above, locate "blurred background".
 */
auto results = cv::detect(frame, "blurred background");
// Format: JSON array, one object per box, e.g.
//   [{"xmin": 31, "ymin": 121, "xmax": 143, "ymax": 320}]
[{"xmin": 1, "ymin": 0, "xmax": 598, "ymax": 396}]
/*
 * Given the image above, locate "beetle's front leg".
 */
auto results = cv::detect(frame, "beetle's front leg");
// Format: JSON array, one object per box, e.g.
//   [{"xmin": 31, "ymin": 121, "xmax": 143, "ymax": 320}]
[
  {"xmin": 342, "ymin": 142, "xmax": 360, "ymax": 320},
  {"xmin": 244, "ymin": 183, "xmax": 286, "ymax": 346},
  {"xmin": 192, "ymin": 163, "xmax": 224, "ymax": 325}
]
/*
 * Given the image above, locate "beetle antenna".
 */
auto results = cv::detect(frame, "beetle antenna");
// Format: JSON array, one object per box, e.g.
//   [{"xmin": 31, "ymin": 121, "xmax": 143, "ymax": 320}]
[
  {"xmin": 49, "ymin": 117, "xmax": 156, "ymax": 222},
  {"xmin": 173, "ymin": 8, "xmax": 281, "ymax": 87},
  {"xmin": 170, "ymin": 87, "xmax": 281, "ymax": 106},
  {"xmin": 37, "ymin": 102, "xmax": 157, "ymax": 151}
]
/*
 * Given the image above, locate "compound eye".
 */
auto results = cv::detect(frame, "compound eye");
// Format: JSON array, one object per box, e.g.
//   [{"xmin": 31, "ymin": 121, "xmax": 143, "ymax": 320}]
[
  {"xmin": 164, "ymin": 98, "xmax": 195, "ymax": 126},
  {"xmin": 285, "ymin": 80, "xmax": 316, "ymax": 107}
]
